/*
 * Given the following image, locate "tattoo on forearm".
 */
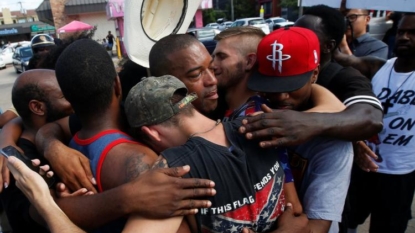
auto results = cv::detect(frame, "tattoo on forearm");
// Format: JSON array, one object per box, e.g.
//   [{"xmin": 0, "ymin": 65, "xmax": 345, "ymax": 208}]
[
  {"xmin": 151, "ymin": 157, "xmax": 168, "ymax": 170},
  {"xmin": 124, "ymin": 154, "xmax": 150, "ymax": 182}
]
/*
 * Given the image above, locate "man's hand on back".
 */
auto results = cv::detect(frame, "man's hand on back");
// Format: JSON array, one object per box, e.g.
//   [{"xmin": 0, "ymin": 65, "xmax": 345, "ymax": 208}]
[
  {"xmin": 239, "ymin": 109, "xmax": 321, "ymax": 148},
  {"xmin": 125, "ymin": 165, "xmax": 216, "ymax": 218},
  {"xmin": 354, "ymin": 141, "xmax": 379, "ymax": 172},
  {"xmin": 44, "ymin": 141, "xmax": 97, "ymax": 193}
]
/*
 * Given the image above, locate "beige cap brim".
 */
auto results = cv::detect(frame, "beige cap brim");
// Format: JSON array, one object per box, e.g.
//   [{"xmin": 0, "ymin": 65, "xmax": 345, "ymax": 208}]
[{"xmin": 124, "ymin": 0, "xmax": 203, "ymax": 68}]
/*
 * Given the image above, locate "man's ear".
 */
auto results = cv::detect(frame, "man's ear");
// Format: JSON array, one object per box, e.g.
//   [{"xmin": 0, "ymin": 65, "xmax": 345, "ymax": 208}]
[
  {"xmin": 365, "ymin": 15, "xmax": 371, "ymax": 24},
  {"xmin": 28, "ymin": 100, "xmax": 46, "ymax": 116},
  {"xmin": 141, "ymin": 126, "xmax": 161, "ymax": 142},
  {"xmin": 245, "ymin": 53, "xmax": 257, "ymax": 71},
  {"xmin": 114, "ymin": 76, "xmax": 122, "ymax": 98},
  {"xmin": 324, "ymin": 39, "xmax": 337, "ymax": 53},
  {"xmin": 311, "ymin": 65, "xmax": 320, "ymax": 84}
]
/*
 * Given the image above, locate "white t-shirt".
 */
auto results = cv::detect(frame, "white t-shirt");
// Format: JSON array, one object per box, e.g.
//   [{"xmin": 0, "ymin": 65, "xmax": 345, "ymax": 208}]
[{"xmin": 370, "ymin": 57, "xmax": 415, "ymax": 174}]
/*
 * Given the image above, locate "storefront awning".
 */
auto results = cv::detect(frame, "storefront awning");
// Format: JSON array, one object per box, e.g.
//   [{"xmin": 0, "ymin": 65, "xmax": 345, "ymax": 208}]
[
  {"xmin": 36, "ymin": 0, "xmax": 107, "ymax": 26},
  {"xmin": 36, "ymin": 0, "xmax": 54, "ymax": 26}
]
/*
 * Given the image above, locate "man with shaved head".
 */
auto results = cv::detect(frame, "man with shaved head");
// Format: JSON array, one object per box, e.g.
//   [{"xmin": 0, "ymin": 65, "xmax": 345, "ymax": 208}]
[
  {"xmin": 149, "ymin": 34, "xmax": 218, "ymax": 117},
  {"xmin": 0, "ymin": 69, "xmax": 73, "ymax": 233}
]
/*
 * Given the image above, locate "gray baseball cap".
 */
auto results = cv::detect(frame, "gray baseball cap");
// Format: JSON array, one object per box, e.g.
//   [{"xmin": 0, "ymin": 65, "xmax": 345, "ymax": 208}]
[{"xmin": 125, "ymin": 75, "xmax": 197, "ymax": 128}]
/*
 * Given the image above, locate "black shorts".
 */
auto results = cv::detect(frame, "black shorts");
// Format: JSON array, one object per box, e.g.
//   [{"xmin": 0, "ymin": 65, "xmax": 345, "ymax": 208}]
[{"xmin": 342, "ymin": 165, "xmax": 415, "ymax": 233}]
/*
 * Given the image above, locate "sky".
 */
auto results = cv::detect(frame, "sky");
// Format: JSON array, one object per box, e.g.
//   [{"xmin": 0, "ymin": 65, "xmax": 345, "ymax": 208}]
[{"xmin": 0, "ymin": 0, "xmax": 43, "ymax": 11}]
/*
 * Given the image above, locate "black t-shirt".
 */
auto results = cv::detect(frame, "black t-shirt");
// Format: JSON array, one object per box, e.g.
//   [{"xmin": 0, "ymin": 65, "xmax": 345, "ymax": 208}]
[
  {"xmin": 162, "ymin": 119, "xmax": 286, "ymax": 233},
  {"xmin": 318, "ymin": 62, "xmax": 383, "ymax": 110},
  {"xmin": 107, "ymin": 34, "xmax": 114, "ymax": 44},
  {"xmin": 0, "ymin": 138, "xmax": 49, "ymax": 233}
]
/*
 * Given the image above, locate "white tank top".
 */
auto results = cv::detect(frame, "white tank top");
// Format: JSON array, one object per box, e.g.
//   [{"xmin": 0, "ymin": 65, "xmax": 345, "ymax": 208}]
[{"xmin": 370, "ymin": 57, "xmax": 415, "ymax": 174}]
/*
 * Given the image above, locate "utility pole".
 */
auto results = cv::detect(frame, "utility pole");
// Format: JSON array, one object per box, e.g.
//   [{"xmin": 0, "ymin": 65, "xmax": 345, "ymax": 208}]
[
  {"xmin": 231, "ymin": 0, "xmax": 234, "ymax": 21},
  {"xmin": 18, "ymin": 1, "xmax": 27, "ymax": 22},
  {"xmin": 298, "ymin": 0, "xmax": 303, "ymax": 17}
]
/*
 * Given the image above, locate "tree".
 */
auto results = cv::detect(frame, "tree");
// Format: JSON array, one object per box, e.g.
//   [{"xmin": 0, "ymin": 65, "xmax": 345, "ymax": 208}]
[
  {"xmin": 234, "ymin": 0, "xmax": 257, "ymax": 19},
  {"xmin": 203, "ymin": 9, "xmax": 217, "ymax": 24},
  {"xmin": 203, "ymin": 9, "xmax": 227, "ymax": 25},
  {"xmin": 225, "ymin": 0, "xmax": 257, "ymax": 20}
]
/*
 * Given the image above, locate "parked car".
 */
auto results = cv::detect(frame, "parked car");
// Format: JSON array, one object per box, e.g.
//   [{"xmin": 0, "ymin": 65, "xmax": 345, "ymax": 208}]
[
  {"xmin": 12, "ymin": 46, "xmax": 33, "ymax": 73},
  {"xmin": 0, "ymin": 57, "xmax": 5, "ymax": 69},
  {"xmin": 0, "ymin": 47, "xmax": 15, "ymax": 65},
  {"xmin": 368, "ymin": 10, "xmax": 393, "ymax": 40},
  {"xmin": 187, "ymin": 28, "xmax": 218, "ymax": 54},
  {"xmin": 219, "ymin": 21, "xmax": 234, "ymax": 30},
  {"xmin": 205, "ymin": 23, "xmax": 220, "ymax": 29},
  {"xmin": 229, "ymin": 17, "xmax": 270, "ymax": 34},
  {"xmin": 265, "ymin": 17, "xmax": 294, "ymax": 31},
  {"xmin": 0, "ymin": 41, "xmax": 31, "ymax": 64}
]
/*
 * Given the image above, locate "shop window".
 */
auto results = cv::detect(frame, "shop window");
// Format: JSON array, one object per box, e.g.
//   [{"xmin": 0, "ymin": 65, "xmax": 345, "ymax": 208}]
[
  {"xmin": 263, "ymin": 2, "xmax": 272, "ymax": 15},
  {"xmin": 28, "ymin": 18, "xmax": 33, "ymax": 22},
  {"xmin": 18, "ymin": 19, "xmax": 26, "ymax": 23}
]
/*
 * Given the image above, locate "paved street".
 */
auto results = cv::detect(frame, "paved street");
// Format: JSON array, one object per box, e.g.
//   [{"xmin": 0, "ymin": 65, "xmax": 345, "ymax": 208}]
[
  {"xmin": 0, "ymin": 66, "xmax": 17, "ymax": 112},
  {"xmin": 0, "ymin": 64, "xmax": 414, "ymax": 232}
]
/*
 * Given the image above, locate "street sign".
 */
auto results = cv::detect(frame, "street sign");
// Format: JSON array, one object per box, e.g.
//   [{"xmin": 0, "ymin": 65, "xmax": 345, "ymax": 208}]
[{"xmin": 30, "ymin": 24, "xmax": 55, "ymax": 32}]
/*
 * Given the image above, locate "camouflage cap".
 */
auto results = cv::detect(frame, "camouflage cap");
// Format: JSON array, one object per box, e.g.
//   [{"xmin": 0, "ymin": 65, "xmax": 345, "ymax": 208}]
[{"xmin": 125, "ymin": 75, "xmax": 197, "ymax": 128}]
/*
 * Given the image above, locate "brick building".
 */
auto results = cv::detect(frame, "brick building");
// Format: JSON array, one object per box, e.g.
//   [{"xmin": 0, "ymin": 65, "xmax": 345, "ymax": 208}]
[{"xmin": 36, "ymin": 0, "xmax": 116, "ymax": 42}]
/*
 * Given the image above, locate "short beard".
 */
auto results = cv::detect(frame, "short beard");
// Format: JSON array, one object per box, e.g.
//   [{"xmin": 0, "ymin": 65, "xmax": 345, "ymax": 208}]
[
  {"xmin": 393, "ymin": 47, "xmax": 415, "ymax": 59},
  {"xmin": 45, "ymin": 100, "xmax": 68, "ymax": 123},
  {"xmin": 220, "ymin": 61, "xmax": 245, "ymax": 89}
]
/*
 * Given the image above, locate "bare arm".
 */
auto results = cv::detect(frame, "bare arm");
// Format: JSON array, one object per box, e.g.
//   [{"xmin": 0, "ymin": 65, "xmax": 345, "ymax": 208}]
[
  {"xmin": 122, "ymin": 157, "xmax": 185, "ymax": 233},
  {"xmin": 0, "ymin": 117, "xmax": 23, "ymax": 192},
  {"xmin": 338, "ymin": 35, "xmax": 353, "ymax": 55},
  {"xmin": 240, "ymin": 103, "xmax": 383, "ymax": 147},
  {"xmin": 6, "ymin": 156, "xmax": 85, "ymax": 233},
  {"xmin": 317, "ymin": 103, "xmax": 383, "ymax": 141},
  {"xmin": 39, "ymin": 200, "xmax": 86, "ymax": 233},
  {"xmin": 307, "ymin": 84, "xmax": 345, "ymax": 113},
  {"xmin": 55, "ymin": 144, "xmax": 215, "ymax": 230},
  {"xmin": 333, "ymin": 49, "xmax": 386, "ymax": 79},
  {"xmin": 99, "ymin": 143, "xmax": 159, "ymax": 190},
  {"xmin": 35, "ymin": 117, "xmax": 73, "ymax": 151},
  {"xmin": 0, "ymin": 117, "xmax": 23, "ymax": 149},
  {"xmin": 0, "ymin": 110, "xmax": 18, "ymax": 128},
  {"xmin": 35, "ymin": 117, "xmax": 97, "ymax": 192},
  {"xmin": 308, "ymin": 219, "xmax": 332, "ymax": 233},
  {"xmin": 55, "ymin": 164, "xmax": 214, "ymax": 230},
  {"xmin": 123, "ymin": 215, "xmax": 184, "ymax": 233}
]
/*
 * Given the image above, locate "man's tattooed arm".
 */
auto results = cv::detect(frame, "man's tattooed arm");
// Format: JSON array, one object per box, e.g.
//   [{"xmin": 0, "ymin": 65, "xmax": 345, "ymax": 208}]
[
  {"xmin": 151, "ymin": 156, "xmax": 169, "ymax": 169},
  {"xmin": 124, "ymin": 153, "xmax": 152, "ymax": 182}
]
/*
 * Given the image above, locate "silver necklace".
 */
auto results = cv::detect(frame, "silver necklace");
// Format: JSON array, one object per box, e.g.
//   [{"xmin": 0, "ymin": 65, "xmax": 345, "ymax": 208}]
[
  {"xmin": 382, "ymin": 67, "xmax": 415, "ymax": 114},
  {"xmin": 189, "ymin": 119, "xmax": 221, "ymax": 139}
]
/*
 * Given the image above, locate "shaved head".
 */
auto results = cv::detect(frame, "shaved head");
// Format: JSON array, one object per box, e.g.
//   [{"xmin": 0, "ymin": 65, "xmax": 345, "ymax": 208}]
[
  {"xmin": 13, "ymin": 69, "xmax": 56, "ymax": 90},
  {"xmin": 12, "ymin": 69, "xmax": 72, "ymax": 125}
]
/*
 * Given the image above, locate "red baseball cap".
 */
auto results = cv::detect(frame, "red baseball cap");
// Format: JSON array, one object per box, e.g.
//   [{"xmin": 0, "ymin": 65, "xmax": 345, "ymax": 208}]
[{"xmin": 248, "ymin": 27, "xmax": 320, "ymax": 93}]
